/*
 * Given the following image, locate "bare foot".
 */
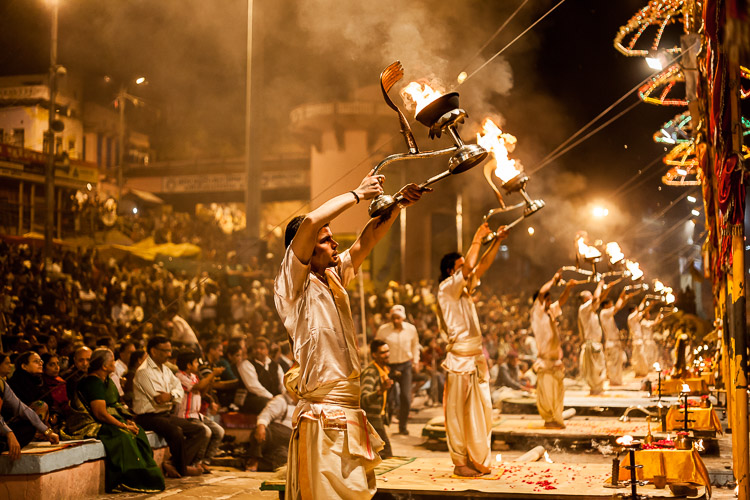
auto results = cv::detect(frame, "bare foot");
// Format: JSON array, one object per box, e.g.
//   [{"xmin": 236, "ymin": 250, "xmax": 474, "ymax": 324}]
[
  {"xmin": 544, "ymin": 421, "xmax": 566, "ymax": 429},
  {"xmin": 454, "ymin": 465, "xmax": 482, "ymax": 477},
  {"xmin": 185, "ymin": 465, "xmax": 203, "ymax": 477},
  {"xmin": 162, "ymin": 462, "xmax": 181, "ymax": 478}
]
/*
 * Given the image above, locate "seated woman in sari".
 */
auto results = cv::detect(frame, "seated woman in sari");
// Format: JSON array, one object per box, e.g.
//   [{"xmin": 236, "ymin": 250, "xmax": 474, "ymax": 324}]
[{"xmin": 74, "ymin": 348, "xmax": 165, "ymax": 493}]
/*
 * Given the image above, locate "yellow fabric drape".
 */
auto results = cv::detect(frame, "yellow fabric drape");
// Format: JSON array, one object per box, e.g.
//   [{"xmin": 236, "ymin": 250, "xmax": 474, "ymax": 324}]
[
  {"xmin": 666, "ymin": 406, "xmax": 723, "ymax": 433},
  {"xmin": 618, "ymin": 449, "xmax": 711, "ymax": 498}
]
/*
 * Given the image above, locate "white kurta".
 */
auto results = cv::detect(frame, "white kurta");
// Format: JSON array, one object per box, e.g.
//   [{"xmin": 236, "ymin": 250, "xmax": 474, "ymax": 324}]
[
  {"xmin": 578, "ymin": 300, "xmax": 606, "ymax": 395},
  {"xmin": 628, "ymin": 309, "xmax": 649, "ymax": 376},
  {"xmin": 600, "ymin": 306, "xmax": 624, "ymax": 386},
  {"xmin": 274, "ymin": 245, "xmax": 382, "ymax": 500},
  {"xmin": 530, "ymin": 299, "xmax": 565, "ymax": 426},
  {"xmin": 437, "ymin": 269, "xmax": 492, "ymax": 473}
]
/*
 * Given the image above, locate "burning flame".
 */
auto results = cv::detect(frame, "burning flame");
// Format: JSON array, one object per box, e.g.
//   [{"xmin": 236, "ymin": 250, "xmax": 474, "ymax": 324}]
[
  {"xmin": 653, "ymin": 362, "xmax": 661, "ymax": 371},
  {"xmin": 495, "ymin": 453, "xmax": 503, "ymax": 464},
  {"xmin": 625, "ymin": 260, "xmax": 643, "ymax": 280},
  {"xmin": 681, "ymin": 383, "xmax": 691, "ymax": 393},
  {"xmin": 616, "ymin": 435, "xmax": 634, "ymax": 446},
  {"xmin": 653, "ymin": 280, "xmax": 665, "ymax": 292},
  {"xmin": 401, "ymin": 82, "xmax": 443, "ymax": 116},
  {"xmin": 543, "ymin": 451, "xmax": 553, "ymax": 463},
  {"xmin": 606, "ymin": 242, "xmax": 624, "ymax": 264},
  {"xmin": 477, "ymin": 118, "xmax": 521, "ymax": 183},
  {"xmin": 576, "ymin": 235, "xmax": 602, "ymax": 260},
  {"xmin": 665, "ymin": 292, "xmax": 675, "ymax": 304}
]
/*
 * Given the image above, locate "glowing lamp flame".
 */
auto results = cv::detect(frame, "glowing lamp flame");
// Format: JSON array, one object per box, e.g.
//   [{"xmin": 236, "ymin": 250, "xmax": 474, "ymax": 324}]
[
  {"xmin": 616, "ymin": 435, "xmax": 634, "ymax": 446},
  {"xmin": 665, "ymin": 292, "xmax": 675, "ymax": 304},
  {"xmin": 653, "ymin": 362, "xmax": 661, "ymax": 371},
  {"xmin": 401, "ymin": 82, "xmax": 443, "ymax": 116},
  {"xmin": 653, "ymin": 280, "xmax": 665, "ymax": 292},
  {"xmin": 606, "ymin": 242, "xmax": 624, "ymax": 264},
  {"xmin": 543, "ymin": 451, "xmax": 553, "ymax": 463},
  {"xmin": 577, "ymin": 235, "xmax": 601, "ymax": 260},
  {"xmin": 625, "ymin": 260, "xmax": 643, "ymax": 280},
  {"xmin": 477, "ymin": 118, "xmax": 521, "ymax": 183},
  {"xmin": 681, "ymin": 383, "xmax": 691, "ymax": 393},
  {"xmin": 695, "ymin": 439, "xmax": 705, "ymax": 452},
  {"xmin": 495, "ymin": 453, "xmax": 503, "ymax": 463}
]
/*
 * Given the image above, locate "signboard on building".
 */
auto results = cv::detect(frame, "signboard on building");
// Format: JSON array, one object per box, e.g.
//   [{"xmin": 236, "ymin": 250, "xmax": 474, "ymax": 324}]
[
  {"xmin": 0, "ymin": 143, "xmax": 98, "ymax": 187},
  {"xmin": 161, "ymin": 170, "xmax": 309, "ymax": 193}
]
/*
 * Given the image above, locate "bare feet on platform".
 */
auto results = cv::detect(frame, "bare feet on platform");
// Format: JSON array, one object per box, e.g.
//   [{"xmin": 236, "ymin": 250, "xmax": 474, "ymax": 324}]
[
  {"xmin": 454, "ymin": 465, "xmax": 483, "ymax": 477},
  {"xmin": 185, "ymin": 465, "xmax": 204, "ymax": 476},
  {"xmin": 162, "ymin": 462, "xmax": 181, "ymax": 478},
  {"xmin": 544, "ymin": 421, "xmax": 566, "ymax": 429},
  {"xmin": 244, "ymin": 458, "xmax": 258, "ymax": 472},
  {"xmin": 199, "ymin": 462, "xmax": 212, "ymax": 474}
]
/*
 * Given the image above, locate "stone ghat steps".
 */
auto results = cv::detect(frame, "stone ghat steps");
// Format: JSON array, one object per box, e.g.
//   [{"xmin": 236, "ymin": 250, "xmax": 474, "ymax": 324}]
[{"xmin": 0, "ymin": 432, "xmax": 168, "ymax": 500}]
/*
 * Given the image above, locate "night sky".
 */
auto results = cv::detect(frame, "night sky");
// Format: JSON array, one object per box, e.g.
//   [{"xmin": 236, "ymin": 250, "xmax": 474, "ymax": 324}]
[{"xmin": 0, "ymin": 0, "xmax": 716, "ymax": 282}]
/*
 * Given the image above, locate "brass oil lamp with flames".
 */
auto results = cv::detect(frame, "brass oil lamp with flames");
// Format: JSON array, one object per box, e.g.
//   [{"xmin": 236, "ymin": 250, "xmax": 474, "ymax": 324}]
[{"xmin": 367, "ymin": 62, "xmax": 488, "ymax": 217}]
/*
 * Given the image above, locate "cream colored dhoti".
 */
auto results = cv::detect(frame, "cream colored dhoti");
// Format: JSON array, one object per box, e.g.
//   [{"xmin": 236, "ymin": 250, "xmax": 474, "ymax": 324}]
[
  {"xmin": 285, "ymin": 379, "xmax": 383, "ymax": 500},
  {"xmin": 631, "ymin": 340, "xmax": 649, "ymax": 376},
  {"xmin": 605, "ymin": 341, "xmax": 624, "ymax": 386},
  {"xmin": 535, "ymin": 363, "xmax": 564, "ymax": 426},
  {"xmin": 579, "ymin": 341, "xmax": 606, "ymax": 395},
  {"xmin": 443, "ymin": 341, "xmax": 492, "ymax": 473}
]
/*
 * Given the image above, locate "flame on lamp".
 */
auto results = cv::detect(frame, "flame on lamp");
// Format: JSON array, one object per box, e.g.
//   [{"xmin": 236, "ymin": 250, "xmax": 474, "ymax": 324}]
[
  {"xmin": 681, "ymin": 383, "xmax": 691, "ymax": 393},
  {"xmin": 606, "ymin": 242, "xmax": 624, "ymax": 264},
  {"xmin": 401, "ymin": 82, "xmax": 443, "ymax": 116},
  {"xmin": 653, "ymin": 362, "xmax": 661, "ymax": 371},
  {"xmin": 476, "ymin": 118, "xmax": 521, "ymax": 183},
  {"xmin": 665, "ymin": 292, "xmax": 675, "ymax": 304},
  {"xmin": 543, "ymin": 451, "xmax": 553, "ymax": 463},
  {"xmin": 616, "ymin": 435, "xmax": 634, "ymax": 446},
  {"xmin": 576, "ymin": 235, "xmax": 601, "ymax": 260},
  {"xmin": 653, "ymin": 280, "xmax": 665, "ymax": 292},
  {"xmin": 495, "ymin": 453, "xmax": 503, "ymax": 464},
  {"xmin": 625, "ymin": 260, "xmax": 643, "ymax": 280}
]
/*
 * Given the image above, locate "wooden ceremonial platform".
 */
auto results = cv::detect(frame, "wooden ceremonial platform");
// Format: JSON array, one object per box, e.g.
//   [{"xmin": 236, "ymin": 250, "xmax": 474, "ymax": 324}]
[
  {"xmin": 499, "ymin": 392, "xmax": 683, "ymax": 417},
  {"xmin": 260, "ymin": 456, "xmax": 707, "ymax": 499},
  {"xmin": 422, "ymin": 415, "xmax": 667, "ymax": 448}
]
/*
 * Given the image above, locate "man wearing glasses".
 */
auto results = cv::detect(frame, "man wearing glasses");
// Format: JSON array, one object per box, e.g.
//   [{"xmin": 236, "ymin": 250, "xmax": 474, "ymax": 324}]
[{"xmin": 133, "ymin": 335, "xmax": 208, "ymax": 477}]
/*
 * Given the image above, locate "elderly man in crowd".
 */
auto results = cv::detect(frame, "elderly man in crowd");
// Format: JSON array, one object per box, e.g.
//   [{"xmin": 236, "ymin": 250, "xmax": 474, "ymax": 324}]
[
  {"xmin": 375, "ymin": 304, "xmax": 419, "ymax": 435},
  {"xmin": 236, "ymin": 337, "xmax": 284, "ymax": 414},
  {"xmin": 361, "ymin": 339, "xmax": 394, "ymax": 459},
  {"xmin": 132, "ymin": 335, "xmax": 207, "ymax": 478},
  {"xmin": 64, "ymin": 345, "xmax": 92, "ymax": 401}
]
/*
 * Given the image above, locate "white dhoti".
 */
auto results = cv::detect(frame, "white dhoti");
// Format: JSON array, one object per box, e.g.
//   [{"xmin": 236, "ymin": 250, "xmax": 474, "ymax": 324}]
[
  {"xmin": 579, "ymin": 341, "xmax": 606, "ymax": 395},
  {"xmin": 443, "ymin": 342, "xmax": 492, "ymax": 473},
  {"xmin": 286, "ymin": 379, "xmax": 383, "ymax": 500},
  {"xmin": 605, "ymin": 341, "xmax": 624, "ymax": 386},
  {"xmin": 631, "ymin": 340, "xmax": 649, "ymax": 376},
  {"xmin": 535, "ymin": 363, "xmax": 565, "ymax": 426}
]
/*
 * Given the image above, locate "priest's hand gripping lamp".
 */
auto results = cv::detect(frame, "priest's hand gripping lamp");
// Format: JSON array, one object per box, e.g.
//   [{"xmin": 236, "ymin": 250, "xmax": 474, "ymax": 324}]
[
  {"xmin": 368, "ymin": 62, "xmax": 488, "ymax": 217},
  {"xmin": 476, "ymin": 119, "xmax": 544, "ymax": 244}
]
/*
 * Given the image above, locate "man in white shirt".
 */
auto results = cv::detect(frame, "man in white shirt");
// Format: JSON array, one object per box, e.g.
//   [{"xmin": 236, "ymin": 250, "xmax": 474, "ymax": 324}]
[
  {"xmin": 133, "ymin": 335, "xmax": 207, "ymax": 478},
  {"xmin": 236, "ymin": 337, "xmax": 284, "ymax": 413},
  {"xmin": 375, "ymin": 304, "xmax": 419, "ymax": 435},
  {"xmin": 274, "ymin": 170, "xmax": 426, "ymax": 499},
  {"xmin": 530, "ymin": 271, "xmax": 580, "ymax": 428},
  {"xmin": 437, "ymin": 222, "xmax": 506, "ymax": 477},
  {"xmin": 599, "ymin": 288, "xmax": 638, "ymax": 386},
  {"xmin": 111, "ymin": 340, "xmax": 137, "ymax": 397},
  {"xmin": 171, "ymin": 308, "xmax": 200, "ymax": 349},
  {"xmin": 247, "ymin": 392, "xmax": 297, "ymax": 471}
]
